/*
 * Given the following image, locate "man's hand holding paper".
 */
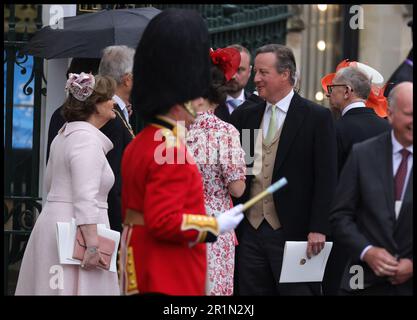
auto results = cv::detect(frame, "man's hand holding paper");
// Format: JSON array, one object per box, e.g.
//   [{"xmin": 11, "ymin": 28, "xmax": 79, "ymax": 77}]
[
  {"xmin": 279, "ymin": 241, "xmax": 333, "ymax": 283},
  {"xmin": 307, "ymin": 232, "xmax": 326, "ymax": 258}
]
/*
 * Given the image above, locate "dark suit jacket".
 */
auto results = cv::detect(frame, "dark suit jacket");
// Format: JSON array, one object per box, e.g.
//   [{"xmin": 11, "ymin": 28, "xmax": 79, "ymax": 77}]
[
  {"xmin": 215, "ymin": 91, "xmax": 263, "ymax": 123},
  {"xmin": 100, "ymin": 103, "xmax": 134, "ymax": 232},
  {"xmin": 329, "ymin": 132, "xmax": 413, "ymax": 294},
  {"xmin": 323, "ymin": 107, "xmax": 391, "ymax": 295},
  {"xmin": 47, "ymin": 105, "xmax": 66, "ymax": 163},
  {"xmin": 336, "ymin": 107, "xmax": 391, "ymax": 173},
  {"xmin": 230, "ymin": 92, "xmax": 337, "ymax": 239}
]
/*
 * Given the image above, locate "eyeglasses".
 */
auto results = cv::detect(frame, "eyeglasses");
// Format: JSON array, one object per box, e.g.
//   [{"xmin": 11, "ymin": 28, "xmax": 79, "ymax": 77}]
[{"xmin": 326, "ymin": 84, "xmax": 353, "ymax": 94}]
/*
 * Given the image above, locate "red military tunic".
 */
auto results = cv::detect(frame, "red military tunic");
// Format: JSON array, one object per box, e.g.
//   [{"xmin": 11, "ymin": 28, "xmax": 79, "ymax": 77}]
[{"xmin": 119, "ymin": 116, "xmax": 218, "ymax": 295}]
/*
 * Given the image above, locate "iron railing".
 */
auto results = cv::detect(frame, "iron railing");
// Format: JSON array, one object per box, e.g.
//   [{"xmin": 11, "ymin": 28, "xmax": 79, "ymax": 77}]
[
  {"xmin": 4, "ymin": 4, "xmax": 45, "ymax": 295},
  {"xmin": 3, "ymin": 4, "xmax": 292, "ymax": 295},
  {"xmin": 77, "ymin": 4, "xmax": 292, "ymax": 94}
]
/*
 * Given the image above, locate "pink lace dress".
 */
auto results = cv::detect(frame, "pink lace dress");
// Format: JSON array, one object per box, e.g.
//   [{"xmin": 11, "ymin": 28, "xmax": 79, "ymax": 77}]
[{"xmin": 186, "ymin": 110, "xmax": 246, "ymax": 295}]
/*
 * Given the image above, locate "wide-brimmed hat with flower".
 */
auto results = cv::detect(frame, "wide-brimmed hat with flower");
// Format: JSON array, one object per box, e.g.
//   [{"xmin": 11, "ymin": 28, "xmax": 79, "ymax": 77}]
[{"xmin": 321, "ymin": 59, "xmax": 388, "ymax": 117}]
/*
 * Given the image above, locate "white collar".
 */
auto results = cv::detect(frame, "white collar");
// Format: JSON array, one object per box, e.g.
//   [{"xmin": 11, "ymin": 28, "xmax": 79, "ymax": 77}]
[
  {"xmin": 61, "ymin": 121, "xmax": 113, "ymax": 154},
  {"xmin": 266, "ymin": 89, "xmax": 294, "ymax": 113},
  {"xmin": 391, "ymin": 130, "xmax": 413, "ymax": 154},
  {"xmin": 226, "ymin": 89, "xmax": 245, "ymax": 103},
  {"xmin": 112, "ymin": 95, "xmax": 126, "ymax": 111},
  {"xmin": 341, "ymin": 101, "xmax": 366, "ymax": 117}
]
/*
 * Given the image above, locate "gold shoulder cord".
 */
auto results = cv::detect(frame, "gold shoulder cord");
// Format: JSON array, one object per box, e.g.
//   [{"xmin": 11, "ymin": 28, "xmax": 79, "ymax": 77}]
[{"xmin": 114, "ymin": 108, "xmax": 135, "ymax": 138}]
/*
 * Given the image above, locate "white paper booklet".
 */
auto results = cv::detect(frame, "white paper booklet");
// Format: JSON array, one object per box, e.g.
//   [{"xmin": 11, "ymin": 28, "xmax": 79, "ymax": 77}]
[
  {"xmin": 279, "ymin": 241, "xmax": 333, "ymax": 283},
  {"xmin": 56, "ymin": 218, "xmax": 120, "ymax": 272}
]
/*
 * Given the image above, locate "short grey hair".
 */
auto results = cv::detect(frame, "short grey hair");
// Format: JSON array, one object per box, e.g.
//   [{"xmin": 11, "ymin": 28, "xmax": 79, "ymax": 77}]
[
  {"xmin": 335, "ymin": 66, "xmax": 371, "ymax": 100},
  {"xmin": 98, "ymin": 45, "xmax": 135, "ymax": 85},
  {"xmin": 255, "ymin": 44, "xmax": 297, "ymax": 85}
]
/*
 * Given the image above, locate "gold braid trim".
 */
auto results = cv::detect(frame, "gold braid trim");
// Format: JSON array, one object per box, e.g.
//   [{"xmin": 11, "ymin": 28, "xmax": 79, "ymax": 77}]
[
  {"xmin": 125, "ymin": 246, "xmax": 139, "ymax": 295},
  {"xmin": 120, "ymin": 226, "xmax": 139, "ymax": 295},
  {"xmin": 113, "ymin": 108, "xmax": 135, "ymax": 139},
  {"xmin": 181, "ymin": 214, "xmax": 219, "ymax": 243}
]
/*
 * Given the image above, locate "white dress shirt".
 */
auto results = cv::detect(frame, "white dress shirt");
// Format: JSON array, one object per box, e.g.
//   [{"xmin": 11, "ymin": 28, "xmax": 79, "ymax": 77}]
[
  {"xmin": 360, "ymin": 131, "xmax": 413, "ymax": 260},
  {"xmin": 226, "ymin": 89, "xmax": 246, "ymax": 114},
  {"xmin": 112, "ymin": 95, "xmax": 129, "ymax": 124},
  {"xmin": 262, "ymin": 89, "xmax": 294, "ymax": 139},
  {"xmin": 341, "ymin": 101, "xmax": 366, "ymax": 117}
]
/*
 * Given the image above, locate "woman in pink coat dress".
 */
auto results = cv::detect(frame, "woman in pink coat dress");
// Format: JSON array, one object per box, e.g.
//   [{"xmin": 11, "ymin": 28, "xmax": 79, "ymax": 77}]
[{"xmin": 15, "ymin": 73, "xmax": 120, "ymax": 295}]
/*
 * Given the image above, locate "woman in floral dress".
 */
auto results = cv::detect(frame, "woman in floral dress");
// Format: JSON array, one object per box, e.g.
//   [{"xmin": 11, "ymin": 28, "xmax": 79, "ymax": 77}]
[{"xmin": 186, "ymin": 48, "xmax": 246, "ymax": 295}]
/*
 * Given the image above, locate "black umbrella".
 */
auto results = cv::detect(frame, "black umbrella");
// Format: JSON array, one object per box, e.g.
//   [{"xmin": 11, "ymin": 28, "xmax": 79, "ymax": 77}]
[{"xmin": 22, "ymin": 7, "xmax": 161, "ymax": 59}]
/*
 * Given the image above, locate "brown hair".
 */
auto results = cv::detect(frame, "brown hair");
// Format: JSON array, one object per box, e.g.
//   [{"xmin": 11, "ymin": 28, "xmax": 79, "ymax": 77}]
[
  {"xmin": 206, "ymin": 65, "xmax": 228, "ymax": 105},
  {"xmin": 62, "ymin": 75, "xmax": 116, "ymax": 122},
  {"xmin": 256, "ymin": 44, "xmax": 297, "ymax": 86}
]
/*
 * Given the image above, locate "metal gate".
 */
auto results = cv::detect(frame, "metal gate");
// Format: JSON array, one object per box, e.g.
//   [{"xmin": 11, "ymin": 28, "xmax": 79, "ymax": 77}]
[
  {"xmin": 78, "ymin": 4, "xmax": 292, "ymax": 93},
  {"xmin": 3, "ymin": 4, "xmax": 291, "ymax": 295},
  {"xmin": 4, "ymin": 4, "xmax": 45, "ymax": 295}
]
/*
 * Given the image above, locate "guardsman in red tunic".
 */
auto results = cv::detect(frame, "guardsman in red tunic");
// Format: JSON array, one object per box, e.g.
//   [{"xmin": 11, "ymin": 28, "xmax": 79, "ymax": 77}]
[{"xmin": 118, "ymin": 9, "xmax": 244, "ymax": 295}]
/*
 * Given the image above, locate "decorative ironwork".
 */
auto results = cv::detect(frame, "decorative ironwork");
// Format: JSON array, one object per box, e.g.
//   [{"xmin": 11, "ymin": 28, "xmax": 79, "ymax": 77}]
[
  {"xmin": 78, "ymin": 4, "xmax": 143, "ymax": 12},
  {"xmin": 75, "ymin": 3, "xmax": 291, "ymax": 125},
  {"xmin": 14, "ymin": 51, "xmax": 29, "ymax": 75},
  {"xmin": 4, "ymin": 197, "xmax": 42, "ymax": 295},
  {"xmin": 4, "ymin": 4, "xmax": 44, "ymax": 295},
  {"xmin": 11, "ymin": 200, "xmax": 41, "ymax": 231},
  {"xmin": 22, "ymin": 63, "xmax": 35, "ymax": 95},
  {"xmin": 3, "ymin": 4, "xmax": 39, "ymax": 35},
  {"xmin": 4, "ymin": 3, "xmax": 291, "ymax": 295}
]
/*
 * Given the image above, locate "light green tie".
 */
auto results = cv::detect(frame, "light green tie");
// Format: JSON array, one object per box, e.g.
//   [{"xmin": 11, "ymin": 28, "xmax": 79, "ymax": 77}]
[{"xmin": 265, "ymin": 105, "xmax": 277, "ymax": 145}]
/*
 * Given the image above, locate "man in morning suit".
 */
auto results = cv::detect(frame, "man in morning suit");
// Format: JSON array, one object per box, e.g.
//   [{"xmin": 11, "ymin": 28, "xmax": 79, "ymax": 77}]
[
  {"xmin": 328, "ymin": 66, "xmax": 391, "ymax": 173},
  {"xmin": 230, "ymin": 44, "xmax": 337, "ymax": 295},
  {"xmin": 330, "ymin": 82, "xmax": 413, "ymax": 295},
  {"xmin": 215, "ymin": 44, "xmax": 262, "ymax": 123},
  {"xmin": 98, "ymin": 45, "xmax": 135, "ymax": 232},
  {"xmin": 322, "ymin": 66, "xmax": 391, "ymax": 295}
]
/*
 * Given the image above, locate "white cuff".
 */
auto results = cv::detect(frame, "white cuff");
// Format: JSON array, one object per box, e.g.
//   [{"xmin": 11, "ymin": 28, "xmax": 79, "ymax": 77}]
[{"xmin": 360, "ymin": 245, "xmax": 373, "ymax": 261}]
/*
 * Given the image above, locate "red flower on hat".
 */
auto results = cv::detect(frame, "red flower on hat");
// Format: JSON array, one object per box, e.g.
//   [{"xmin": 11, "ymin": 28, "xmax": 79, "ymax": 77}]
[{"xmin": 209, "ymin": 48, "xmax": 241, "ymax": 81}]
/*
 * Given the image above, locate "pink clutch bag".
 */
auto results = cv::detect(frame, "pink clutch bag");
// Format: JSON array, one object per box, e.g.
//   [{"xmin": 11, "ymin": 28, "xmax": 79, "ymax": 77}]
[{"xmin": 72, "ymin": 228, "xmax": 116, "ymax": 270}]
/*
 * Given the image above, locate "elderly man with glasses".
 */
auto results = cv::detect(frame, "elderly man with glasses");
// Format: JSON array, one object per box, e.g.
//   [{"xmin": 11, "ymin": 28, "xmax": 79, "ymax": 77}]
[
  {"xmin": 325, "ymin": 66, "xmax": 391, "ymax": 173},
  {"xmin": 322, "ymin": 65, "xmax": 391, "ymax": 295}
]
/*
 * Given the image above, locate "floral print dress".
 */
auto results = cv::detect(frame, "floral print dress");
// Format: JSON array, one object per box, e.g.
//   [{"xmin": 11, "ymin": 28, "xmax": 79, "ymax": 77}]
[{"xmin": 186, "ymin": 110, "xmax": 246, "ymax": 295}]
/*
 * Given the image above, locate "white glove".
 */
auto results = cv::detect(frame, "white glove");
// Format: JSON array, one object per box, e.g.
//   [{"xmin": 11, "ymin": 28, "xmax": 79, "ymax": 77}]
[{"xmin": 217, "ymin": 204, "xmax": 244, "ymax": 234}]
